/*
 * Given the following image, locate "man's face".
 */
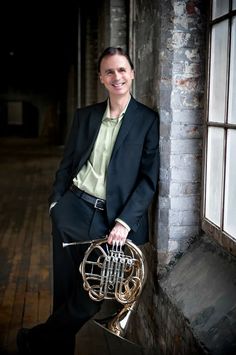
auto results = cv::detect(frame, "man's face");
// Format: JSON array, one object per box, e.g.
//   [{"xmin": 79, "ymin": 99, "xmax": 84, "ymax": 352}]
[{"xmin": 99, "ymin": 54, "xmax": 134, "ymax": 98}]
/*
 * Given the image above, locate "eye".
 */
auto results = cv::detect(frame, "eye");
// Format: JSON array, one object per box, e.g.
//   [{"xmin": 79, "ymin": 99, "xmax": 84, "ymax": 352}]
[{"xmin": 105, "ymin": 70, "xmax": 113, "ymax": 75}]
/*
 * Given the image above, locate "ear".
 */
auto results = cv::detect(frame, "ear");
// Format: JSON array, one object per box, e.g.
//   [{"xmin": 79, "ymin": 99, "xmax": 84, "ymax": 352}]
[
  {"xmin": 99, "ymin": 73, "xmax": 104, "ymax": 84},
  {"xmin": 131, "ymin": 69, "xmax": 135, "ymax": 80}
]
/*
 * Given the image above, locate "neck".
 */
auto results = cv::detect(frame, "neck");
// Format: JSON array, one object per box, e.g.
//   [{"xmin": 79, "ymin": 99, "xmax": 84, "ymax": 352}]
[{"xmin": 109, "ymin": 94, "xmax": 131, "ymax": 118}]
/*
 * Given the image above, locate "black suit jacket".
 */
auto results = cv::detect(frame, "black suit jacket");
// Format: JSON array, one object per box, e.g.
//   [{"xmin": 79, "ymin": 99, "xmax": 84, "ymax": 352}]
[{"xmin": 49, "ymin": 97, "xmax": 159, "ymax": 244}]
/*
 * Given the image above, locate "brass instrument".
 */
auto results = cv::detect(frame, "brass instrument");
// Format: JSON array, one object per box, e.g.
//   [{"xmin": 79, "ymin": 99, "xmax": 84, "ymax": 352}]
[{"xmin": 63, "ymin": 238, "xmax": 147, "ymax": 338}]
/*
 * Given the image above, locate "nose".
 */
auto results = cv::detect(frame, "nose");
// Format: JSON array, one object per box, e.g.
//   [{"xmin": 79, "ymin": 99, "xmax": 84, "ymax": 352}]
[{"xmin": 113, "ymin": 71, "xmax": 121, "ymax": 80}]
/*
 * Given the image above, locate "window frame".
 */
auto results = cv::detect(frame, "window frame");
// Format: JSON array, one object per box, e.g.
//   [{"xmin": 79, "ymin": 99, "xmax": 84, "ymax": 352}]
[{"xmin": 202, "ymin": 0, "xmax": 236, "ymax": 256}]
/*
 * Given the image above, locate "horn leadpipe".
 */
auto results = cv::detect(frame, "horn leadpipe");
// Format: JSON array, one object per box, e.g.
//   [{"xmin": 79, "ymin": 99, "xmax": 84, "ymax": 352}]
[{"xmin": 62, "ymin": 240, "xmax": 92, "ymax": 248}]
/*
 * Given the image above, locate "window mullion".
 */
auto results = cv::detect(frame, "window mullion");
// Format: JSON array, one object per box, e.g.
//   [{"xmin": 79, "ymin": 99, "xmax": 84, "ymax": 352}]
[{"xmin": 221, "ymin": 128, "xmax": 227, "ymax": 230}]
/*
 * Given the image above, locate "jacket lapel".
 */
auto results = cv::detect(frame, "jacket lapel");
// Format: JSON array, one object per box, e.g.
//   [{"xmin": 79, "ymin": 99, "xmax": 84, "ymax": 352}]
[
  {"xmin": 76, "ymin": 100, "xmax": 107, "ymax": 170},
  {"xmin": 87, "ymin": 101, "xmax": 107, "ymax": 146},
  {"xmin": 110, "ymin": 96, "xmax": 138, "ymax": 159}
]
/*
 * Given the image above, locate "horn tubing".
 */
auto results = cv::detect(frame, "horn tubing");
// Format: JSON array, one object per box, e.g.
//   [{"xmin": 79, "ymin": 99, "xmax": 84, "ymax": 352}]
[{"xmin": 79, "ymin": 238, "xmax": 147, "ymax": 338}]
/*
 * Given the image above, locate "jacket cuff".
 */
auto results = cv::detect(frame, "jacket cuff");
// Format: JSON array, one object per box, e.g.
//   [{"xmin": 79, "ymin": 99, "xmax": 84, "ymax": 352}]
[{"xmin": 115, "ymin": 218, "xmax": 131, "ymax": 232}]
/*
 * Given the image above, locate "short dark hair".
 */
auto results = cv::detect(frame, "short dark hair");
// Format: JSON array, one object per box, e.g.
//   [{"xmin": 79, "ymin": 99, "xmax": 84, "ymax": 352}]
[{"xmin": 98, "ymin": 47, "xmax": 134, "ymax": 73}]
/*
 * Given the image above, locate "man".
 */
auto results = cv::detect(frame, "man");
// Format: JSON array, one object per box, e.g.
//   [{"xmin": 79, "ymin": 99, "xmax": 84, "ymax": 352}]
[{"xmin": 17, "ymin": 47, "xmax": 159, "ymax": 355}]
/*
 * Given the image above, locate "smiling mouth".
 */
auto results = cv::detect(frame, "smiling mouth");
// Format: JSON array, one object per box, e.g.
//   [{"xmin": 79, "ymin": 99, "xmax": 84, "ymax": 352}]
[{"xmin": 112, "ymin": 82, "xmax": 125, "ymax": 88}]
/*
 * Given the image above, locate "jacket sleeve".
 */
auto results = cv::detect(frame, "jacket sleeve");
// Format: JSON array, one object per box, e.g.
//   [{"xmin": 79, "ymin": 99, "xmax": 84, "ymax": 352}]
[
  {"xmin": 117, "ymin": 115, "xmax": 159, "ymax": 232},
  {"xmin": 48, "ymin": 111, "xmax": 79, "ymax": 205}
]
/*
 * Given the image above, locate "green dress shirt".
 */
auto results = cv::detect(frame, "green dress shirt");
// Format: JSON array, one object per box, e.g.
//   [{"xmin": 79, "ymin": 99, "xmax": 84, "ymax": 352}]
[{"xmin": 73, "ymin": 100, "xmax": 125, "ymax": 199}]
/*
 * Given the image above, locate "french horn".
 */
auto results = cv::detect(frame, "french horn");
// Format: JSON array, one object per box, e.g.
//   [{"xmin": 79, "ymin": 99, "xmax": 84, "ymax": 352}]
[{"xmin": 63, "ymin": 238, "xmax": 147, "ymax": 338}]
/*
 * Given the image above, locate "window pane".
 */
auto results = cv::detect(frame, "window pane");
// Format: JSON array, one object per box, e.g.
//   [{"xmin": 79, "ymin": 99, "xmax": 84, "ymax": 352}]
[
  {"xmin": 233, "ymin": 0, "xmax": 236, "ymax": 10},
  {"xmin": 205, "ymin": 127, "xmax": 224, "ymax": 226},
  {"xmin": 224, "ymin": 130, "xmax": 236, "ymax": 238},
  {"xmin": 228, "ymin": 17, "xmax": 236, "ymax": 124},
  {"xmin": 212, "ymin": 0, "xmax": 229, "ymax": 19},
  {"xmin": 208, "ymin": 21, "xmax": 228, "ymax": 123}
]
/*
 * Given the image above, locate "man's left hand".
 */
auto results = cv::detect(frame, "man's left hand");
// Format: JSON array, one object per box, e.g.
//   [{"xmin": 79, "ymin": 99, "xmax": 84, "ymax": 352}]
[{"xmin": 107, "ymin": 222, "xmax": 129, "ymax": 246}]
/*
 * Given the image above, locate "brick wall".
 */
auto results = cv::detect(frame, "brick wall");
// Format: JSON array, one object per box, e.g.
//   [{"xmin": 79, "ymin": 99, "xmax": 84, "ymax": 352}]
[{"xmin": 133, "ymin": 0, "xmax": 206, "ymax": 264}]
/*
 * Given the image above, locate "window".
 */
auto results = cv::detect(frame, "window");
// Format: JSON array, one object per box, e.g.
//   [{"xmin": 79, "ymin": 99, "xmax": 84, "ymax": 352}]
[{"xmin": 202, "ymin": 0, "xmax": 236, "ymax": 254}]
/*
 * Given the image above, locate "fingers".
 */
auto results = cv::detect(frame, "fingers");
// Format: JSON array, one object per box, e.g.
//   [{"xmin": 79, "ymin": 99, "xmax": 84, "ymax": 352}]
[
  {"xmin": 108, "ymin": 238, "xmax": 125, "ymax": 247},
  {"xmin": 107, "ymin": 222, "xmax": 129, "ymax": 246}
]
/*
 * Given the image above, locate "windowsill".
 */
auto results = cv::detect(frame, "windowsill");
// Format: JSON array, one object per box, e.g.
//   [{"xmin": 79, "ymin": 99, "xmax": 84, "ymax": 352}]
[{"xmin": 202, "ymin": 218, "xmax": 236, "ymax": 257}]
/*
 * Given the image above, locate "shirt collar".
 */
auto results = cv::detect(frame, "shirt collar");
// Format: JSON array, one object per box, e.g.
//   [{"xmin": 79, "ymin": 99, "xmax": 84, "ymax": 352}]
[{"xmin": 103, "ymin": 98, "xmax": 130, "ymax": 123}]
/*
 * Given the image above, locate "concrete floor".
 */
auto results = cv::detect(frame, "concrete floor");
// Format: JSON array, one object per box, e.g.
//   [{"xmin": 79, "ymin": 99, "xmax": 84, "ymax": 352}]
[{"xmin": 0, "ymin": 137, "xmax": 145, "ymax": 355}]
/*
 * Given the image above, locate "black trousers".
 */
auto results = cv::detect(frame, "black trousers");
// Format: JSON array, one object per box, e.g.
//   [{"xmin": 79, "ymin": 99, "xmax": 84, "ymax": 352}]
[{"xmin": 31, "ymin": 190, "xmax": 110, "ymax": 354}]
